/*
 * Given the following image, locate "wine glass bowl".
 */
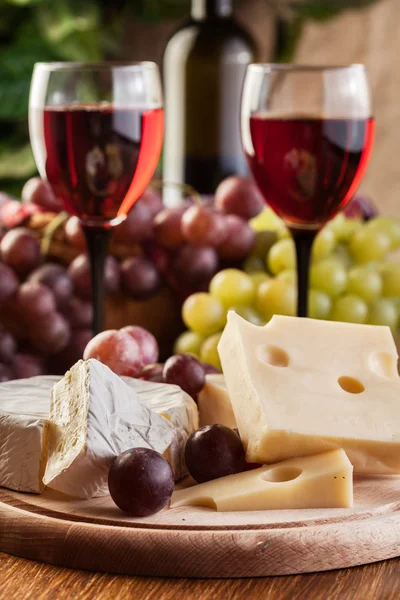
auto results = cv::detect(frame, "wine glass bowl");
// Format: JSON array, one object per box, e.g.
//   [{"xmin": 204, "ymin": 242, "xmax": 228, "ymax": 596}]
[
  {"xmin": 241, "ymin": 64, "xmax": 374, "ymax": 316},
  {"xmin": 29, "ymin": 62, "xmax": 164, "ymax": 334}
]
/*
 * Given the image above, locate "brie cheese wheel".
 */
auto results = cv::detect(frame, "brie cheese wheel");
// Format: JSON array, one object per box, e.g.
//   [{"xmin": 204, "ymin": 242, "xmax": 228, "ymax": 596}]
[
  {"xmin": 0, "ymin": 376, "xmax": 55, "ymax": 493},
  {"xmin": 123, "ymin": 378, "xmax": 198, "ymax": 480},
  {"xmin": 43, "ymin": 359, "xmax": 176, "ymax": 498}
]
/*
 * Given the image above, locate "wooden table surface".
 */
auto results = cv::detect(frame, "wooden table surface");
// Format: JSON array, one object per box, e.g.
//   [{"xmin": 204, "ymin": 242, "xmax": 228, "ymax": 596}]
[{"xmin": 1, "ymin": 552, "xmax": 400, "ymax": 600}]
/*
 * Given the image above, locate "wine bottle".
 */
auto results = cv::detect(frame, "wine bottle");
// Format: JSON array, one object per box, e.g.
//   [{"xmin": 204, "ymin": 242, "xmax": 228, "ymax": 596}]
[{"xmin": 163, "ymin": 0, "xmax": 257, "ymax": 204}]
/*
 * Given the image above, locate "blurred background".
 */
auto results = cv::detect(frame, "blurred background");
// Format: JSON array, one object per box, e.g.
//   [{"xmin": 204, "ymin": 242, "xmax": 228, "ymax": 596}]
[{"xmin": 1, "ymin": 0, "xmax": 399, "ymax": 214}]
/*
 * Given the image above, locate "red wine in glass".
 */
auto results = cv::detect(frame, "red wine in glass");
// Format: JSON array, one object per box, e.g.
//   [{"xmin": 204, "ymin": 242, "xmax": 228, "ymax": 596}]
[
  {"xmin": 246, "ymin": 115, "xmax": 375, "ymax": 227},
  {"xmin": 41, "ymin": 105, "xmax": 164, "ymax": 223}
]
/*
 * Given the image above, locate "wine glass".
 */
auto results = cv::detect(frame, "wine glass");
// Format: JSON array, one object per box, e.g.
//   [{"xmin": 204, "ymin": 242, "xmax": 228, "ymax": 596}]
[
  {"xmin": 29, "ymin": 62, "xmax": 164, "ymax": 334},
  {"xmin": 241, "ymin": 64, "xmax": 374, "ymax": 317}
]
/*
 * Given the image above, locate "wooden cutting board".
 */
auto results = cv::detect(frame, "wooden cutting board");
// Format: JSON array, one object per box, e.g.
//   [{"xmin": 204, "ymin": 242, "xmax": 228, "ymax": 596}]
[{"xmin": 1, "ymin": 475, "xmax": 400, "ymax": 578}]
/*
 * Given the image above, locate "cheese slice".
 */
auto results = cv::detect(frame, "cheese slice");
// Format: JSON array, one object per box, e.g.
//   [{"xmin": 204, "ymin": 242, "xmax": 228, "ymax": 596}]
[
  {"xmin": 0, "ymin": 376, "xmax": 56, "ymax": 493},
  {"xmin": 218, "ymin": 312, "xmax": 400, "ymax": 474},
  {"xmin": 123, "ymin": 378, "xmax": 199, "ymax": 480},
  {"xmin": 43, "ymin": 359, "xmax": 175, "ymax": 498},
  {"xmin": 171, "ymin": 449, "xmax": 353, "ymax": 511},
  {"xmin": 197, "ymin": 374, "xmax": 236, "ymax": 429}
]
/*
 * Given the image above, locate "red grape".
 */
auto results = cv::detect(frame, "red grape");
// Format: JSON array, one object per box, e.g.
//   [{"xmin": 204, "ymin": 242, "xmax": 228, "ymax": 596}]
[
  {"xmin": 181, "ymin": 205, "xmax": 227, "ymax": 247},
  {"xmin": 83, "ymin": 329, "xmax": 142, "ymax": 377},
  {"xmin": 163, "ymin": 354, "xmax": 205, "ymax": 398},
  {"xmin": 0, "ymin": 199, "xmax": 38, "ymax": 229},
  {"xmin": 21, "ymin": 177, "xmax": 63, "ymax": 213},
  {"xmin": 15, "ymin": 281, "xmax": 56, "ymax": 324},
  {"xmin": 171, "ymin": 245, "xmax": 218, "ymax": 284},
  {"xmin": 62, "ymin": 296, "xmax": 93, "ymax": 329},
  {"xmin": 50, "ymin": 328, "xmax": 93, "ymax": 374},
  {"xmin": 138, "ymin": 189, "xmax": 163, "ymax": 218},
  {"xmin": 65, "ymin": 216, "xmax": 86, "ymax": 250},
  {"xmin": 153, "ymin": 207, "xmax": 186, "ymax": 250},
  {"xmin": 29, "ymin": 312, "xmax": 71, "ymax": 355},
  {"xmin": 0, "ymin": 262, "xmax": 18, "ymax": 305},
  {"xmin": 218, "ymin": 215, "xmax": 255, "ymax": 260},
  {"xmin": 120, "ymin": 256, "xmax": 162, "ymax": 300},
  {"xmin": 215, "ymin": 176, "xmax": 264, "ymax": 220},
  {"xmin": 29, "ymin": 263, "xmax": 73, "ymax": 310},
  {"xmin": 201, "ymin": 361, "xmax": 221, "ymax": 375},
  {"xmin": 113, "ymin": 201, "xmax": 153, "ymax": 244},
  {"xmin": 108, "ymin": 448, "xmax": 174, "ymax": 516},
  {"xmin": 185, "ymin": 424, "xmax": 246, "ymax": 483},
  {"xmin": 0, "ymin": 328, "xmax": 16, "ymax": 364},
  {"xmin": 0, "ymin": 363, "xmax": 13, "ymax": 382},
  {"xmin": 122, "ymin": 325, "xmax": 159, "ymax": 366},
  {"xmin": 137, "ymin": 363, "xmax": 165, "ymax": 383},
  {"xmin": 0, "ymin": 228, "xmax": 41, "ymax": 276},
  {"xmin": 13, "ymin": 353, "xmax": 46, "ymax": 379},
  {"xmin": 68, "ymin": 254, "xmax": 120, "ymax": 300}
]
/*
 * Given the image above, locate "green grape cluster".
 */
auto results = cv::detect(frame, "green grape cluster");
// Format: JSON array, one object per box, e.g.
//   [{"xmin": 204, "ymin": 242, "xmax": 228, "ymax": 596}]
[{"xmin": 174, "ymin": 208, "xmax": 400, "ymax": 370}]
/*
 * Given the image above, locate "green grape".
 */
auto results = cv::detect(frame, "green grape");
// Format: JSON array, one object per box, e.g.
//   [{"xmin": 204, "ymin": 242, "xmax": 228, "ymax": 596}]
[
  {"xmin": 312, "ymin": 228, "xmax": 335, "ymax": 261},
  {"xmin": 173, "ymin": 331, "xmax": 205, "ymax": 357},
  {"xmin": 243, "ymin": 256, "xmax": 265, "ymax": 274},
  {"xmin": 381, "ymin": 263, "xmax": 400, "ymax": 297},
  {"xmin": 328, "ymin": 214, "xmax": 362, "ymax": 242},
  {"xmin": 250, "ymin": 230, "xmax": 278, "ymax": 260},
  {"xmin": 330, "ymin": 294, "xmax": 368, "ymax": 324},
  {"xmin": 333, "ymin": 244, "xmax": 353, "ymax": 269},
  {"xmin": 309, "ymin": 289, "xmax": 332, "ymax": 320},
  {"xmin": 277, "ymin": 227, "xmax": 290, "ymax": 240},
  {"xmin": 250, "ymin": 271, "xmax": 270, "ymax": 290},
  {"xmin": 200, "ymin": 333, "xmax": 222, "ymax": 371},
  {"xmin": 349, "ymin": 227, "xmax": 391, "ymax": 264},
  {"xmin": 256, "ymin": 279, "xmax": 296, "ymax": 321},
  {"xmin": 277, "ymin": 269, "xmax": 297, "ymax": 284},
  {"xmin": 230, "ymin": 305, "xmax": 264, "ymax": 325},
  {"xmin": 367, "ymin": 299, "xmax": 397, "ymax": 329},
  {"xmin": 182, "ymin": 293, "xmax": 225, "ymax": 336},
  {"xmin": 267, "ymin": 238, "xmax": 295, "ymax": 275},
  {"xmin": 209, "ymin": 269, "xmax": 256, "ymax": 308},
  {"xmin": 250, "ymin": 206, "xmax": 283, "ymax": 232},
  {"xmin": 346, "ymin": 266, "xmax": 382, "ymax": 302},
  {"xmin": 366, "ymin": 217, "xmax": 400, "ymax": 250},
  {"xmin": 310, "ymin": 258, "xmax": 347, "ymax": 297}
]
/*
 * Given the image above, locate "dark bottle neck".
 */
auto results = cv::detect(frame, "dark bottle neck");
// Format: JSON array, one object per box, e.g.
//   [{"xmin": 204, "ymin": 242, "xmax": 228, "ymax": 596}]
[{"xmin": 191, "ymin": 0, "xmax": 233, "ymax": 20}]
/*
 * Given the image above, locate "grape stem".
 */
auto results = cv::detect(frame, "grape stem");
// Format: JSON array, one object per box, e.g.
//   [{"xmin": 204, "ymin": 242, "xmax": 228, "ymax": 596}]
[
  {"xmin": 81, "ymin": 225, "xmax": 111, "ymax": 335},
  {"xmin": 290, "ymin": 228, "xmax": 318, "ymax": 318},
  {"xmin": 150, "ymin": 179, "xmax": 203, "ymax": 204}
]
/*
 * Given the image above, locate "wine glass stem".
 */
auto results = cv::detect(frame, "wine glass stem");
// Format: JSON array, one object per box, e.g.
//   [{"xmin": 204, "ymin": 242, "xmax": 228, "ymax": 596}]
[
  {"xmin": 290, "ymin": 228, "xmax": 318, "ymax": 318},
  {"xmin": 81, "ymin": 225, "xmax": 112, "ymax": 335}
]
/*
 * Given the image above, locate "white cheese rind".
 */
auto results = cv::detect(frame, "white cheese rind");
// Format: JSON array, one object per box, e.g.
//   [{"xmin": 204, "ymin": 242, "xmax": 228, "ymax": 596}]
[
  {"xmin": 218, "ymin": 312, "xmax": 400, "ymax": 474},
  {"xmin": 0, "ymin": 376, "xmax": 55, "ymax": 493},
  {"xmin": 123, "ymin": 378, "xmax": 198, "ymax": 480},
  {"xmin": 43, "ymin": 359, "xmax": 175, "ymax": 498},
  {"xmin": 170, "ymin": 449, "xmax": 353, "ymax": 511}
]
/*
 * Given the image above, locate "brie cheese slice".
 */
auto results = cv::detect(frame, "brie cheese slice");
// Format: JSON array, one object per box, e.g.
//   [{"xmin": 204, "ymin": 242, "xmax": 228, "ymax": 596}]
[{"xmin": 43, "ymin": 359, "xmax": 175, "ymax": 498}]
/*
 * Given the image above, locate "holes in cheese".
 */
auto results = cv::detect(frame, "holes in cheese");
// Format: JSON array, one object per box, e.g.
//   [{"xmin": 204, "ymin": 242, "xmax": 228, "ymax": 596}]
[
  {"xmin": 369, "ymin": 351, "xmax": 398, "ymax": 379},
  {"xmin": 338, "ymin": 376, "xmax": 365, "ymax": 394},
  {"xmin": 258, "ymin": 345, "xmax": 289, "ymax": 368},
  {"xmin": 262, "ymin": 466, "xmax": 302, "ymax": 483}
]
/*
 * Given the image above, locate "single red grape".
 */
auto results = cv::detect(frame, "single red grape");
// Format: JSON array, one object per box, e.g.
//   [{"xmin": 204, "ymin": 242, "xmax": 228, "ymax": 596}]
[
  {"xmin": 29, "ymin": 312, "xmax": 71, "ymax": 355},
  {"xmin": 153, "ymin": 207, "xmax": 186, "ymax": 250},
  {"xmin": 0, "ymin": 262, "xmax": 18, "ymax": 305},
  {"xmin": 136, "ymin": 363, "xmax": 165, "ymax": 383},
  {"xmin": 138, "ymin": 189, "xmax": 163, "ymax": 218},
  {"xmin": 113, "ymin": 201, "xmax": 153, "ymax": 244},
  {"xmin": 163, "ymin": 354, "xmax": 205, "ymax": 398},
  {"xmin": 122, "ymin": 325, "xmax": 159, "ymax": 366},
  {"xmin": 171, "ymin": 245, "xmax": 218, "ymax": 284},
  {"xmin": 15, "ymin": 281, "xmax": 56, "ymax": 324},
  {"xmin": 218, "ymin": 215, "xmax": 255, "ymax": 260},
  {"xmin": 29, "ymin": 263, "xmax": 73, "ymax": 310},
  {"xmin": 215, "ymin": 176, "xmax": 264, "ymax": 220},
  {"xmin": 68, "ymin": 254, "xmax": 120, "ymax": 300},
  {"xmin": 108, "ymin": 448, "xmax": 174, "ymax": 516},
  {"xmin": 0, "ymin": 228, "xmax": 41, "ymax": 276},
  {"xmin": 62, "ymin": 296, "xmax": 93, "ymax": 329},
  {"xmin": 181, "ymin": 205, "xmax": 227, "ymax": 247},
  {"xmin": 83, "ymin": 329, "xmax": 142, "ymax": 377},
  {"xmin": 185, "ymin": 424, "xmax": 246, "ymax": 483},
  {"xmin": 21, "ymin": 177, "xmax": 64, "ymax": 213},
  {"xmin": 120, "ymin": 256, "xmax": 162, "ymax": 300},
  {"xmin": 200, "ymin": 361, "xmax": 221, "ymax": 375}
]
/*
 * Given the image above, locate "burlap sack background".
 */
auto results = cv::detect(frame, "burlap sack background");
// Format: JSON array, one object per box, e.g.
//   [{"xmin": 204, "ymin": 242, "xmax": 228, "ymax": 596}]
[{"xmin": 126, "ymin": 0, "xmax": 400, "ymax": 216}]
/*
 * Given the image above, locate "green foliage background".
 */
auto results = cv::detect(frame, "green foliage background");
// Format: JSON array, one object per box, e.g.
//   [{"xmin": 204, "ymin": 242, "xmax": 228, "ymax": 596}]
[{"xmin": 0, "ymin": 0, "xmax": 379, "ymax": 196}]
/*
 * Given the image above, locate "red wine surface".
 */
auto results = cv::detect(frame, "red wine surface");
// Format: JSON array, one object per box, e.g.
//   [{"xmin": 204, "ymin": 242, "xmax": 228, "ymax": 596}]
[
  {"xmin": 40, "ymin": 105, "xmax": 164, "ymax": 224},
  {"xmin": 245, "ymin": 115, "xmax": 375, "ymax": 227}
]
